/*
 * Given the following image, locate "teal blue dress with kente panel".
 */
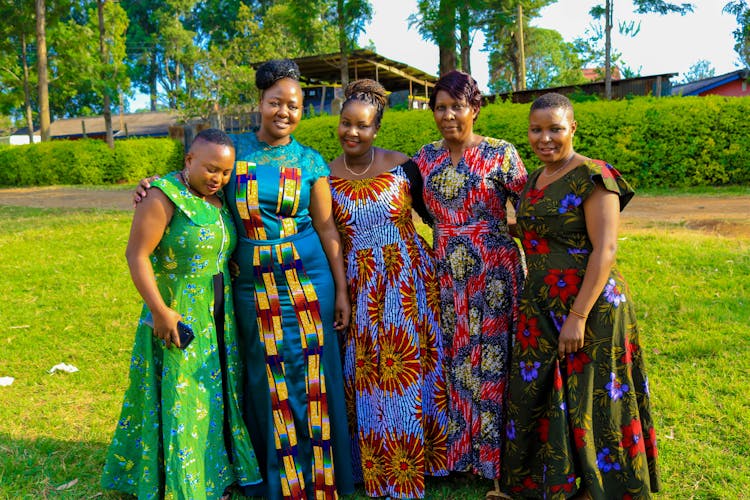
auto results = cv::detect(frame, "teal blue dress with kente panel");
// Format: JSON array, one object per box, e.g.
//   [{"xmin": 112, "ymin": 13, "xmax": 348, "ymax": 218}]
[
  {"xmin": 101, "ymin": 172, "xmax": 261, "ymax": 499},
  {"xmin": 228, "ymin": 132, "xmax": 354, "ymax": 500}
]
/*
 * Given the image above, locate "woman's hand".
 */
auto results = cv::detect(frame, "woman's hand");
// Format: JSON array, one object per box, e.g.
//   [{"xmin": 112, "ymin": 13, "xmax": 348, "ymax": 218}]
[
  {"xmin": 132, "ymin": 175, "xmax": 161, "ymax": 207},
  {"xmin": 228, "ymin": 259, "xmax": 240, "ymax": 281},
  {"xmin": 333, "ymin": 290, "xmax": 351, "ymax": 331},
  {"xmin": 558, "ymin": 315, "xmax": 586, "ymax": 359},
  {"xmin": 151, "ymin": 307, "xmax": 184, "ymax": 349}
]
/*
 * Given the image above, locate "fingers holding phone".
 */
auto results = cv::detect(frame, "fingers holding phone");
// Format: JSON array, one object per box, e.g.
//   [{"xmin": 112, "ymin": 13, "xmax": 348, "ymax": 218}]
[{"xmin": 143, "ymin": 309, "xmax": 193, "ymax": 349}]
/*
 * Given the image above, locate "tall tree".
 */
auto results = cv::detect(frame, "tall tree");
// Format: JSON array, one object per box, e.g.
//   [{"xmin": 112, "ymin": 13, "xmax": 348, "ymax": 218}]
[
  {"xmin": 724, "ymin": 0, "xmax": 749, "ymax": 68},
  {"xmin": 410, "ymin": 0, "xmax": 458, "ymax": 75},
  {"xmin": 98, "ymin": 0, "xmax": 113, "ymax": 147},
  {"xmin": 331, "ymin": 0, "xmax": 372, "ymax": 87},
  {"xmin": 483, "ymin": 0, "xmax": 555, "ymax": 91},
  {"xmin": 589, "ymin": 0, "xmax": 694, "ymax": 99},
  {"xmin": 35, "ymin": 0, "xmax": 51, "ymax": 141},
  {"xmin": 489, "ymin": 26, "xmax": 586, "ymax": 93},
  {"xmin": 0, "ymin": 0, "xmax": 37, "ymax": 139}
]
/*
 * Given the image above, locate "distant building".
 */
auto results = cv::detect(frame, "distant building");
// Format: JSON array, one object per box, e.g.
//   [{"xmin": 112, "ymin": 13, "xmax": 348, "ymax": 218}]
[
  {"xmin": 671, "ymin": 69, "xmax": 750, "ymax": 97},
  {"xmin": 582, "ymin": 66, "xmax": 622, "ymax": 82},
  {"xmin": 488, "ymin": 73, "xmax": 678, "ymax": 104},
  {"xmin": 1, "ymin": 130, "xmax": 40, "ymax": 145}
]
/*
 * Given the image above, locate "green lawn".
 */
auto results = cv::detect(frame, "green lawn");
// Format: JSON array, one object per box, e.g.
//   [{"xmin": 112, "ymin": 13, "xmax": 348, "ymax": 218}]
[{"xmin": 0, "ymin": 204, "xmax": 748, "ymax": 499}]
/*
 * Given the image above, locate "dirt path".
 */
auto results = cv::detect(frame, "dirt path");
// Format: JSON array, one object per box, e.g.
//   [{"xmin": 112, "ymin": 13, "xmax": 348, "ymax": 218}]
[{"xmin": 1, "ymin": 186, "xmax": 749, "ymax": 237}]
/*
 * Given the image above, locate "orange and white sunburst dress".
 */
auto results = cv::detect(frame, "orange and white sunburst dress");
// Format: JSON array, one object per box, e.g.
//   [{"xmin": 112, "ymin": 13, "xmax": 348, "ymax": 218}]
[{"xmin": 330, "ymin": 160, "xmax": 449, "ymax": 499}]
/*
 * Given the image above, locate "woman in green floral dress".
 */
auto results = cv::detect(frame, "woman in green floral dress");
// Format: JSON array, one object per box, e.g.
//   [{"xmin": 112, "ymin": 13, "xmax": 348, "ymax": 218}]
[
  {"xmin": 102, "ymin": 129, "xmax": 261, "ymax": 499},
  {"xmin": 503, "ymin": 94, "xmax": 660, "ymax": 499}
]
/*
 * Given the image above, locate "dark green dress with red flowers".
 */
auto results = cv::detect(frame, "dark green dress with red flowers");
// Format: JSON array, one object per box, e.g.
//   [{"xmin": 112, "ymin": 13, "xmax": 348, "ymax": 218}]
[{"xmin": 503, "ymin": 160, "xmax": 660, "ymax": 499}]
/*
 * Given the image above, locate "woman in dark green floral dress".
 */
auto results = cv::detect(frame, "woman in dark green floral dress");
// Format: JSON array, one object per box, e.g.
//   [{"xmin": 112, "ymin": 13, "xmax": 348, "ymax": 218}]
[{"xmin": 503, "ymin": 93, "xmax": 660, "ymax": 499}]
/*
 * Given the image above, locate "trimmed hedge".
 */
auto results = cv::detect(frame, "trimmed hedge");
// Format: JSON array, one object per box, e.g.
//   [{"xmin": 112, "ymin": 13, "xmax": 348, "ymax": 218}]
[
  {"xmin": 296, "ymin": 95, "xmax": 750, "ymax": 188},
  {"xmin": 1, "ymin": 95, "xmax": 748, "ymax": 188},
  {"xmin": 0, "ymin": 138, "xmax": 184, "ymax": 187}
]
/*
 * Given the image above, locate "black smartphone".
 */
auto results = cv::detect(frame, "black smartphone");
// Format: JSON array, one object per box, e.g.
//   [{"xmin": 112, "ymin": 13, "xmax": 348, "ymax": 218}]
[
  {"xmin": 142, "ymin": 311, "xmax": 195, "ymax": 349},
  {"xmin": 176, "ymin": 321, "xmax": 195, "ymax": 350}
]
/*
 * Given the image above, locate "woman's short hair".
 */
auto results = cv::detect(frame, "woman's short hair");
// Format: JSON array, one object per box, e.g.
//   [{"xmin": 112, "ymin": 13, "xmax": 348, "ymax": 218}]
[
  {"xmin": 192, "ymin": 128, "xmax": 234, "ymax": 149},
  {"xmin": 429, "ymin": 70, "xmax": 482, "ymax": 117},
  {"xmin": 255, "ymin": 59, "xmax": 301, "ymax": 92},
  {"xmin": 530, "ymin": 92, "xmax": 574, "ymax": 116},
  {"xmin": 343, "ymin": 79, "xmax": 388, "ymax": 126}
]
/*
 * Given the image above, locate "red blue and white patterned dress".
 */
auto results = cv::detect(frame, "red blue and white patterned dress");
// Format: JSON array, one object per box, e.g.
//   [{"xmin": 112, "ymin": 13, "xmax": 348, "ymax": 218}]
[
  {"xmin": 330, "ymin": 160, "xmax": 449, "ymax": 498},
  {"xmin": 413, "ymin": 138, "xmax": 528, "ymax": 479},
  {"xmin": 503, "ymin": 160, "xmax": 660, "ymax": 499}
]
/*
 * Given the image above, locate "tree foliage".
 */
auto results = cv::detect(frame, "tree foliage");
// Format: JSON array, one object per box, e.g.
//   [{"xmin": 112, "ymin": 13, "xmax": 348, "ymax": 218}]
[
  {"xmin": 724, "ymin": 0, "xmax": 749, "ymax": 68},
  {"xmin": 678, "ymin": 59, "xmax": 716, "ymax": 84}
]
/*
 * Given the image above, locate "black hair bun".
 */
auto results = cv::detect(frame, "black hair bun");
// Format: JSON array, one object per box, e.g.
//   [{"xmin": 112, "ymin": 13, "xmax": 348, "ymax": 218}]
[{"xmin": 255, "ymin": 59, "xmax": 301, "ymax": 90}]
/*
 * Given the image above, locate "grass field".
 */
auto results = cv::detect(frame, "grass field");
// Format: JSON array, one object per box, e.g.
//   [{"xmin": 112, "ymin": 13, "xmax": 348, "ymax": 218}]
[{"xmin": 0, "ymin": 203, "xmax": 748, "ymax": 499}]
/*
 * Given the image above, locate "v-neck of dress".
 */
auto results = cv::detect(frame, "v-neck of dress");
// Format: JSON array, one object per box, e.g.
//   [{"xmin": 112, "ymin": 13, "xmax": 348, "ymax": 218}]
[{"xmin": 532, "ymin": 162, "xmax": 588, "ymax": 191}]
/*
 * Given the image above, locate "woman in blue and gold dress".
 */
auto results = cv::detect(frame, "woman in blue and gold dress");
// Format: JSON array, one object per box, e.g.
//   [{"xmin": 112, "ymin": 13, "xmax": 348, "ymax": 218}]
[{"xmin": 228, "ymin": 59, "xmax": 354, "ymax": 500}]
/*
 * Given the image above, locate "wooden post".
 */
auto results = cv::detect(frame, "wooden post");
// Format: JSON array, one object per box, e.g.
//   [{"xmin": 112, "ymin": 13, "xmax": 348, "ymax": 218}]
[
  {"xmin": 518, "ymin": 3, "xmax": 526, "ymax": 91},
  {"xmin": 81, "ymin": 120, "xmax": 87, "ymax": 138}
]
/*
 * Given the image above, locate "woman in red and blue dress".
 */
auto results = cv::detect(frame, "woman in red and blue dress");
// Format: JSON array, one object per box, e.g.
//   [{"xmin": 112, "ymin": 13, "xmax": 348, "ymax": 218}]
[
  {"xmin": 412, "ymin": 70, "xmax": 527, "ymax": 494},
  {"xmin": 503, "ymin": 92, "xmax": 659, "ymax": 499}
]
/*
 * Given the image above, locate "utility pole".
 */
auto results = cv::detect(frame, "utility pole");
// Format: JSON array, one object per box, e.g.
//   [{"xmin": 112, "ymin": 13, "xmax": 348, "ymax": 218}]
[
  {"xmin": 604, "ymin": 0, "xmax": 613, "ymax": 100},
  {"xmin": 517, "ymin": 2, "xmax": 526, "ymax": 91}
]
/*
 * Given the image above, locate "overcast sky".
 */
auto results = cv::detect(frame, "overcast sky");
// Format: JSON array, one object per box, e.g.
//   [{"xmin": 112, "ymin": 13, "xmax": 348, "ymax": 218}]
[{"xmin": 361, "ymin": 0, "xmax": 742, "ymax": 91}]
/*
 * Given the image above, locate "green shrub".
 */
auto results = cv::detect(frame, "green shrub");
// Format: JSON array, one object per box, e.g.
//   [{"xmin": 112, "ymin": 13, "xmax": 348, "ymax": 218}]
[
  {"xmin": 2, "ymin": 95, "xmax": 748, "ymax": 188},
  {"xmin": 0, "ymin": 138, "xmax": 183, "ymax": 187}
]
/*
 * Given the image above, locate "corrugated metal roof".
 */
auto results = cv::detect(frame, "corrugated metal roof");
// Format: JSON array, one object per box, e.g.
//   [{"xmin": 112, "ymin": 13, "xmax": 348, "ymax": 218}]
[
  {"xmin": 43, "ymin": 111, "xmax": 181, "ymax": 139},
  {"xmin": 257, "ymin": 49, "xmax": 438, "ymax": 93},
  {"xmin": 671, "ymin": 69, "xmax": 749, "ymax": 96}
]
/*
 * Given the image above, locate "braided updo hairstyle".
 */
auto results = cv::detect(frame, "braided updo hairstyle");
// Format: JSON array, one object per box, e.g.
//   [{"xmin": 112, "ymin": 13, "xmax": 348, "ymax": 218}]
[
  {"xmin": 255, "ymin": 59, "xmax": 301, "ymax": 95},
  {"xmin": 343, "ymin": 79, "xmax": 388, "ymax": 126}
]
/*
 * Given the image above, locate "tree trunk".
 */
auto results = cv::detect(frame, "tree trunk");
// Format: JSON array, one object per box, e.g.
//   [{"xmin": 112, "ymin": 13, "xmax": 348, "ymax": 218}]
[
  {"xmin": 98, "ymin": 0, "xmax": 114, "ymax": 148},
  {"xmin": 437, "ymin": 0, "xmax": 457, "ymax": 75},
  {"xmin": 605, "ymin": 0, "xmax": 613, "ymax": 100},
  {"xmin": 150, "ymin": 51, "xmax": 158, "ymax": 111},
  {"xmin": 458, "ymin": 4, "xmax": 471, "ymax": 74},
  {"xmin": 35, "ymin": 0, "xmax": 50, "ymax": 141},
  {"xmin": 517, "ymin": 3, "xmax": 526, "ymax": 91},
  {"xmin": 21, "ymin": 33, "xmax": 35, "ymax": 143},
  {"xmin": 337, "ymin": 0, "xmax": 349, "ymax": 88}
]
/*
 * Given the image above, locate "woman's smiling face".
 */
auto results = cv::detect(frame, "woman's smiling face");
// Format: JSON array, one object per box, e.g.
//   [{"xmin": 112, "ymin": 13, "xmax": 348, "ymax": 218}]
[
  {"xmin": 527, "ymin": 106, "xmax": 577, "ymax": 166},
  {"xmin": 337, "ymin": 100, "xmax": 379, "ymax": 158}
]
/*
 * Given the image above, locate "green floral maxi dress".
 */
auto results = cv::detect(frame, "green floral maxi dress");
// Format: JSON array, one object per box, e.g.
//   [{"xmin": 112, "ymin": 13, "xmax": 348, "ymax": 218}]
[
  {"xmin": 503, "ymin": 161, "xmax": 660, "ymax": 499},
  {"xmin": 101, "ymin": 173, "xmax": 262, "ymax": 499}
]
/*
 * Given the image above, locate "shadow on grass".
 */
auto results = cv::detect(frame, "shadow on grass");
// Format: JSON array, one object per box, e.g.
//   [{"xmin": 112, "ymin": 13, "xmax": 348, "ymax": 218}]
[{"xmin": 0, "ymin": 432, "xmax": 497, "ymax": 499}]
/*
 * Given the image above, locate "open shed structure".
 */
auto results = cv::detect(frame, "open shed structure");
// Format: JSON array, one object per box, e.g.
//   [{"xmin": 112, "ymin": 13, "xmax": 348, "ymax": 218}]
[{"xmin": 280, "ymin": 49, "xmax": 438, "ymax": 113}]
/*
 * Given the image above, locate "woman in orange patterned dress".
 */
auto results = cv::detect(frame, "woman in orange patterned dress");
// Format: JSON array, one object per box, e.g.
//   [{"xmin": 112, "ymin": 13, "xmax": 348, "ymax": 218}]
[{"xmin": 329, "ymin": 79, "xmax": 449, "ymax": 499}]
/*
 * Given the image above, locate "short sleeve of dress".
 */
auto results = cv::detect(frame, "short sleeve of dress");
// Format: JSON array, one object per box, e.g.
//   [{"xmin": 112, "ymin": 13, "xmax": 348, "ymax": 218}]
[
  {"xmin": 485, "ymin": 138, "xmax": 528, "ymax": 208},
  {"xmin": 581, "ymin": 159, "xmax": 635, "ymax": 211},
  {"xmin": 152, "ymin": 172, "xmax": 219, "ymax": 226}
]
